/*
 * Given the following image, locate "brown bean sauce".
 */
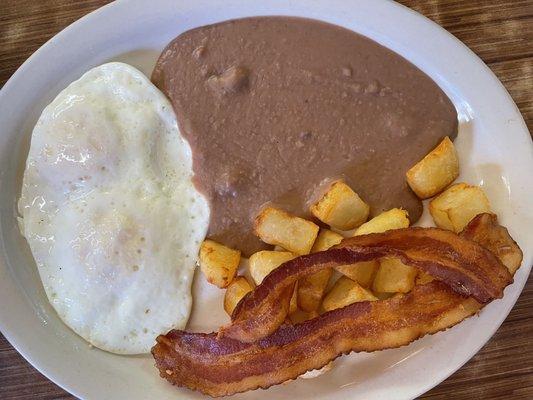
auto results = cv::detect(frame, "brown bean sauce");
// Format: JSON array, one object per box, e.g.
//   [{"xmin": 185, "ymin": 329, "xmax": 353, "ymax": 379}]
[{"xmin": 152, "ymin": 16, "xmax": 458, "ymax": 255}]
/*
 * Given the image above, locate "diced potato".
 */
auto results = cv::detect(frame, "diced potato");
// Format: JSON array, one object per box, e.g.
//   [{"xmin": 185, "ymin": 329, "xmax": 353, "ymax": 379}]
[
  {"xmin": 406, "ymin": 137, "xmax": 459, "ymax": 199},
  {"xmin": 248, "ymin": 250, "xmax": 296, "ymax": 285},
  {"xmin": 354, "ymin": 208, "xmax": 409, "ymax": 236},
  {"xmin": 335, "ymin": 260, "xmax": 378, "ymax": 288},
  {"xmin": 336, "ymin": 209, "xmax": 405, "ymax": 288},
  {"xmin": 289, "ymin": 309, "xmax": 319, "ymax": 324},
  {"xmin": 310, "ymin": 181, "xmax": 370, "ymax": 230},
  {"xmin": 199, "ymin": 240, "xmax": 241, "ymax": 288},
  {"xmin": 429, "ymin": 183, "xmax": 491, "ymax": 232},
  {"xmin": 311, "ymin": 229, "xmax": 343, "ymax": 252},
  {"xmin": 223, "ymin": 276, "xmax": 253, "ymax": 316},
  {"xmin": 372, "ymin": 257, "xmax": 417, "ymax": 293},
  {"xmin": 322, "ymin": 276, "xmax": 377, "ymax": 312},
  {"xmin": 416, "ymin": 271, "xmax": 435, "ymax": 285},
  {"xmin": 298, "ymin": 269, "xmax": 332, "ymax": 312},
  {"xmin": 298, "ymin": 229, "xmax": 343, "ymax": 312},
  {"xmin": 254, "ymin": 207, "xmax": 319, "ymax": 255}
]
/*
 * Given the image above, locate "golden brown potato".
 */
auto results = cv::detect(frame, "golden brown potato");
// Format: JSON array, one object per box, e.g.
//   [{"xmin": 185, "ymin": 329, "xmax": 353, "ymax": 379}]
[
  {"xmin": 311, "ymin": 229, "xmax": 343, "ymax": 252},
  {"xmin": 335, "ymin": 260, "xmax": 378, "ymax": 288},
  {"xmin": 415, "ymin": 271, "xmax": 435, "ymax": 285},
  {"xmin": 254, "ymin": 207, "xmax": 319, "ymax": 255},
  {"xmin": 322, "ymin": 276, "xmax": 377, "ymax": 312},
  {"xmin": 336, "ymin": 209, "xmax": 408, "ymax": 287},
  {"xmin": 199, "ymin": 240, "xmax": 241, "ymax": 288},
  {"xmin": 429, "ymin": 183, "xmax": 491, "ymax": 232},
  {"xmin": 310, "ymin": 181, "xmax": 370, "ymax": 230},
  {"xmin": 223, "ymin": 276, "xmax": 253, "ymax": 316},
  {"xmin": 298, "ymin": 269, "xmax": 333, "ymax": 312},
  {"xmin": 406, "ymin": 136, "xmax": 459, "ymax": 199},
  {"xmin": 372, "ymin": 257, "xmax": 417, "ymax": 293},
  {"xmin": 354, "ymin": 208, "xmax": 409, "ymax": 236},
  {"xmin": 298, "ymin": 229, "xmax": 343, "ymax": 312},
  {"xmin": 248, "ymin": 250, "xmax": 296, "ymax": 285}
]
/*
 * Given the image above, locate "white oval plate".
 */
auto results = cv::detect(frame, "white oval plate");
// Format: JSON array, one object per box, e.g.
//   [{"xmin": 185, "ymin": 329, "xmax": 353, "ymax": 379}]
[{"xmin": 0, "ymin": 1, "xmax": 531, "ymax": 399}]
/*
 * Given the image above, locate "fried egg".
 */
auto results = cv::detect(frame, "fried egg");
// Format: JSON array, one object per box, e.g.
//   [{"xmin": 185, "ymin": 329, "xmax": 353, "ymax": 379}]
[{"xmin": 18, "ymin": 62, "xmax": 209, "ymax": 354}]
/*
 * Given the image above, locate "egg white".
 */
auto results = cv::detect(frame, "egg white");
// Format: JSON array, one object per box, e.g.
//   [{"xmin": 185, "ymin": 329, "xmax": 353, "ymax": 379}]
[{"xmin": 18, "ymin": 62, "xmax": 209, "ymax": 354}]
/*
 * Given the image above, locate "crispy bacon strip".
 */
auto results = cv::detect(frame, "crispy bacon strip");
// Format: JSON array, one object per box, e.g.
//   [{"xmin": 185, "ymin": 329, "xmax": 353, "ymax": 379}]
[
  {"xmin": 460, "ymin": 213, "xmax": 523, "ymax": 275},
  {"xmin": 153, "ymin": 283, "xmax": 480, "ymax": 397},
  {"xmin": 152, "ymin": 214, "xmax": 522, "ymax": 397},
  {"xmin": 222, "ymin": 223, "xmax": 512, "ymax": 342}
]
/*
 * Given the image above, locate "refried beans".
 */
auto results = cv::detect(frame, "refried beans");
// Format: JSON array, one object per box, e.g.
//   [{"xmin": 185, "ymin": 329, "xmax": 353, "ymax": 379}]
[{"xmin": 152, "ymin": 16, "xmax": 458, "ymax": 255}]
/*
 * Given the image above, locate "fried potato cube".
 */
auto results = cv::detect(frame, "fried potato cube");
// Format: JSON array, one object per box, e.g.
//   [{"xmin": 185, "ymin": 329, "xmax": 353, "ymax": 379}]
[
  {"xmin": 311, "ymin": 229, "xmax": 343, "ymax": 252},
  {"xmin": 322, "ymin": 276, "xmax": 377, "ymax": 312},
  {"xmin": 298, "ymin": 269, "xmax": 333, "ymax": 312},
  {"xmin": 354, "ymin": 208, "xmax": 409, "ymax": 236},
  {"xmin": 310, "ymin": 181, "xmax": 370, "ymax": 230},
  {"xmin": 254, "ymin": 207, "xmax": 319, "ymax": 255},
  {"xmin": 298, "ymin": 229, "xmax": 343, "ymax": 312},
  {"xmin": 199, "ymin": 240, "xmax": 241, "ymax": 288},
  {"xmin": 337, "ymin": 209, "xmax": 404, "ymax": 287},
  {"xmin": 416, "ymin": 271, "xmax": 435, "ymax": 285},
  {"xmin": 372, "ymin": 257, "xmax": 417, "ymax": 293},
  {"xmin": 429, "ymin": 183, "xmax": 491, "ymax": 232},
  {"xmin": 406, "ymin": 137, "xmax": 459, "ymax": 199},
  {"xmin": 223, "ymin": 276, "xmax": 253, "ymax": 316},
  {"xmin": 335, "ymin": 260, "xmax": 378, "ymax": 288},
  {"xmin": 248, "ymin": 250, "xmax": 296, "ymax": 285}
]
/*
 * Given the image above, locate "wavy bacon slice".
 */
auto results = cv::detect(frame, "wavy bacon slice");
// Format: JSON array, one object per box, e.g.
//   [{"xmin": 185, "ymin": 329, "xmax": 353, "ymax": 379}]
[
  {"xmin": 154, "ymin": 282, "xmax": 480, "ymax": 397},
  {"xmin": 460, "ymin": 213, "xmax": 523, "ymax": 275},
  {"xmin": 152, "ymin": 214, "xmax": 522, "ymax": 397},
  {"xmin": 222, "ymin": 222, "xmax": 511, "ymax": 342}
]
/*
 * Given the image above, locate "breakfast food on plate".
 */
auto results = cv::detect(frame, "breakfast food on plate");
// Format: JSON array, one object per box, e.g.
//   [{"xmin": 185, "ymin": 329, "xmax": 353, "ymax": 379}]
[
  {"xmin": 335, "ymin": 206, "xmax": 409, "ymax": 287},
  {"xmin": 254, "ymin": 207, "xmax": 319, "ymax": 255},
  {"xmin": 310, "ymin": 181, "xmax": 370, "ymax": 230},
  {"xmin": 146, "ymin": 17, "xmax": 521, "ymax": 395},
  {"xmin": 372, "ymin": 257, "xmax": 417, "ymax": 293},
  {"xmin": 153, "ymin": 214, "xmax": 522, "ymax": 396},
  {"xmin": 336, "ymin": 260, "xmax": 378, "ymax": 288},
  {"xmin": 460, "ymin": 213, "xmax": 523, "ymax": 275},
  {"xmin": 429, "ymin": 182, "xmax": 491, "ymax": 232},
  {"xmin": 14, "ymin": 14, "xmax": 524, "ymax": 398},
  {"xmin": 152, "ymin": 16, "xmax": 458, "ymax": 255},
  {"xmin": 298, "ymin": 229, "xmax": 342, "ymax": 312},
  {"xmin": 218, "ymin": 219, "xmax": 514, "ymax": 343},
  {"xmin": 406, "ymin": 136, "xmax": 459, "ymax": 199},
  {"xmin": 224, "ymin": 276, "xmax": 253, "ymax": 316},
  {"xmin": 322, "ymin": 276, "xmax": 377, "ymax": 312},
  {"xmin": 248, "ymin": 250, "xmax": 297, "ymax": 285},
  {"xmin": 199, "ymin": 240, "xmax": 241, "ymax": 288},
  {"xmin": 17, "ymin": 63, "xmax": 209, "ymax": 354},
  {"xmin": 353, "ymin": 207, "xmax": 410, "ymax": 235}
]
